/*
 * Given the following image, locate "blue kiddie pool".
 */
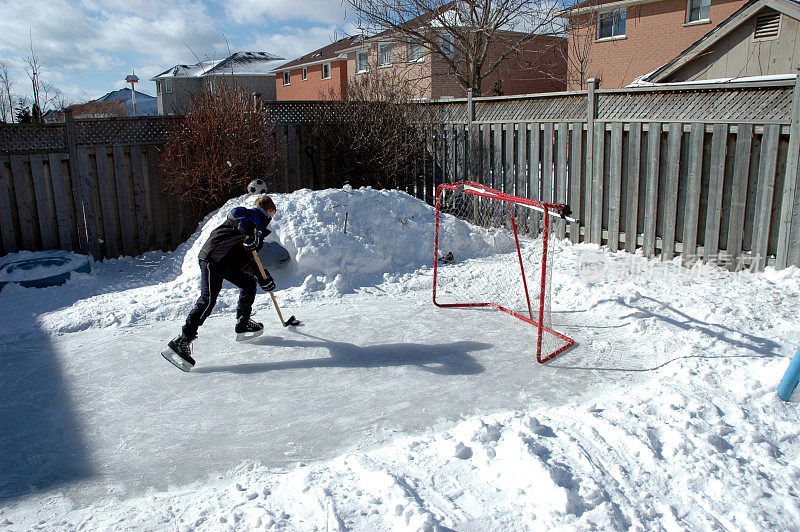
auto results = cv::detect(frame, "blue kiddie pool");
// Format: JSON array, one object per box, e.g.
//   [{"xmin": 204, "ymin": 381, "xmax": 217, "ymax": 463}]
[{"xmin": 0, "ymin": 250, "xmax": 91, "ymax": 290}]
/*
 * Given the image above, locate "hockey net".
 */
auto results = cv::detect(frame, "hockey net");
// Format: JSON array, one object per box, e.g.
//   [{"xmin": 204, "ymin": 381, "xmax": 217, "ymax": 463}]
[{"xmin": 433, "ymin": 181, "xmax": 574, "ymax": 363}]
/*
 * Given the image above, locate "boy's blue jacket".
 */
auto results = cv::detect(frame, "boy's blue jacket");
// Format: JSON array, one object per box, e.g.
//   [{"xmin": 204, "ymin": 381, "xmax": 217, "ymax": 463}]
[{"xmin": 198, "ymin": 206, "xmax": 272, "ymax": 276}]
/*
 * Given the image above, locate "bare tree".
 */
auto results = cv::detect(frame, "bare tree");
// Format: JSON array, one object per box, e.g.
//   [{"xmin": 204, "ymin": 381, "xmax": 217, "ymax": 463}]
[
  {"xmin": 0, "ymin": 60, "xmax": 14, "ymax": 123},
  {"xmin": 306, "ymin": 64, "xmax": 433, "ymax": 190},
  {"xmin": 556, "ymin": 1, "xmax": 599, "ymax": 90},
  {"xmin": 346, "ymin": 0, "xmax": 564, "ymax": 95},
  {"xmin": 22, "ymin": 33, "xmax": 62, "ymax": 122}
]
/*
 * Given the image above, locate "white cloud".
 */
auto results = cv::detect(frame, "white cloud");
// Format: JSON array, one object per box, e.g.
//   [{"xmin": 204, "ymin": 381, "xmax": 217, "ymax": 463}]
[
  {"xmin": 246, "ymin": 25, "xmax": 356, "ymax": 61},
  {"xmin": 0, "ymin": 0, "xmax": 356, "ymax": 105},
  {"xmin": 224, "ymin": 0, "xmax": 348, "ymax": 25}
]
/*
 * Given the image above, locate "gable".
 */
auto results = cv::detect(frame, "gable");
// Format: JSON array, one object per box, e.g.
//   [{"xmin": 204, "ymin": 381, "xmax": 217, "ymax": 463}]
[{"xmin": 648, "ymin": 0, "xmax": 800, "ymax": 81}]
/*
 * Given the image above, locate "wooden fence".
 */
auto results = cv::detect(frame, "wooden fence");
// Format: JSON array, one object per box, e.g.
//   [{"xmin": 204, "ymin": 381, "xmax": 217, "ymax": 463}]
[
  {"xmin": 2, "ymin": 79, "xmax": 799, "ymax": 270},
  {"xmin": 411, "ymin": 78, "xmax": 800, "ymax": 270},
  {"xmin": 0, "ymin": 111, "xmax": 200, "ymax": 260}
]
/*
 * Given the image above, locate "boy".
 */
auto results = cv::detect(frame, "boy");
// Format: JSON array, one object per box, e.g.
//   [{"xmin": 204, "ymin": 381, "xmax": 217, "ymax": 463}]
[{"xmin": 162, "ymin": 195, "xmax": 277, "ymax": 372}]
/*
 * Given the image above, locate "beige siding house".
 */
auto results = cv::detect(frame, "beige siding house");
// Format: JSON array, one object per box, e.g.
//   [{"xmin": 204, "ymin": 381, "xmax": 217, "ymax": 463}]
[
  {"xmin": 151, "ymin": 52, "xmax": 285, "ymax": 115},
  {"xmin": 644, "ymin": 0, "xmax": 800, "ymax": 82}
]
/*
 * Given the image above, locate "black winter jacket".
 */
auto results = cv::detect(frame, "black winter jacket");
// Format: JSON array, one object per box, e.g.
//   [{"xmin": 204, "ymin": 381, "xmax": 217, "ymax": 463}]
[{"xmin": 198, "ymin": 206, "xmax": 272, "ymax": 277}]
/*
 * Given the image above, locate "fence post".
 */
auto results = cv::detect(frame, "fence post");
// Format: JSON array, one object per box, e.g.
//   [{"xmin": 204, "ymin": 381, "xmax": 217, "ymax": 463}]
[
  {"xmin": 585, "ymin": 78, "xmax": 599, "ymax": 243},
  {"xmin": 776, "ymin": 69, "xmax": 800, "ymax": 269},
  {"xmin": 64, "ymin": 108, "xmax": 101, "ymax": 260}
]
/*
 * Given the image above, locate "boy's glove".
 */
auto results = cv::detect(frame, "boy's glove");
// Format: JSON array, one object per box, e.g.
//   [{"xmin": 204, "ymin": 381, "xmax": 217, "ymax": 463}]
[
  {"xmin": 243, "ymin": 228, "xmax": 264, "ymax": 252},
  {"xmin": 258, "ymin": 270, "xmax": 276, "ymax": 292}
]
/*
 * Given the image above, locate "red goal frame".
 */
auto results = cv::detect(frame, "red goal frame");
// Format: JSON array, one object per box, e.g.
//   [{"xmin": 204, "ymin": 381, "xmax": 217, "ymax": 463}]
[{"xmin": 433, "ymin": 181, "xmax": 575, "ymax": 363}]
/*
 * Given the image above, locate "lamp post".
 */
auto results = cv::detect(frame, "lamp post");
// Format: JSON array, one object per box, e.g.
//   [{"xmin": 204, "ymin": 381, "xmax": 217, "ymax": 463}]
[{"xmin": 125, "ymin": 72, "xmax": 139, "ymax": 116}]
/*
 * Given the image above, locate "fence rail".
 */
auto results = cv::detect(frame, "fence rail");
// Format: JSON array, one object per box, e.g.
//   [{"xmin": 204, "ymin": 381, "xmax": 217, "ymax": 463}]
[{"xmin": 1, "ymin": 78, "xmax": 799, "ymax": 270}]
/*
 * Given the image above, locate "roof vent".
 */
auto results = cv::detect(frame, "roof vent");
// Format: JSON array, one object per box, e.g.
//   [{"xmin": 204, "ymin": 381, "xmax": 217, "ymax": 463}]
[{"xmin": 754, "ymin": 11, "xmax": 780, "ymax": 39}]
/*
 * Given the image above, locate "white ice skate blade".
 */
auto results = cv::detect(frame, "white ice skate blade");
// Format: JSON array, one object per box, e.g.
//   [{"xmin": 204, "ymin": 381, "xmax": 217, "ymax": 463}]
[
  {"xmin": 161, "ymin": 347, "xmax": 193, "ymax": 372},
  {"xmin": 236, "ymin": 329, "xmax": 264, "ymax": 342}
]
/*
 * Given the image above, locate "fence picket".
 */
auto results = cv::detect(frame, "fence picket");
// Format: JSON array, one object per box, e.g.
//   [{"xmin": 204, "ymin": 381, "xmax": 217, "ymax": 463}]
[
  {"xmin": 542, "ymin": 122, "xmax": 554, "ymax": 203},
  {"xmin": 643, "ymin": 123, "xmax": 661, "ymax": 257},
  {"xmin": 94, "ymin": 148, "xmax": 119, "ymax": 258},
  {"xmin": 47, "ymin": 154, "xmax": 73, "ymax": 250},
  {"xmin": 528, "ymin": 123, "xmax": 541, "ymax": 236},
  {"xmin": 727, "ymin": 123, "xmax": 753, "ymax": 265},
  {"xmin": 555, "ymin": 122, "xmax": 568, "ymax": 239},
  {"xmin": 111, "ymin": 146, "xmax": 136, "ymax": 256},
  {"xmin": 504, "ymin": 122, "xmax": 515, "ymax": 195},
  {"xmin": 30, "ymin": 154, "xmax": 58, "ymax": 249},
  {"xmin": 625, "ymin": 123, "xmax": 642, "ymax": 252},
  {"xmin": 10, "ymin": 154, "xmax": 37, "ymax": 249},
  {"xmin": 683, "ymin": 122, "xmax": 704, "ymax": 265},
  {"xmin": 662, "ymin": 123, "xmax": 682, "ymax": 260},
  {"xmin": 608, "ymin": 123, "xmax": 623, "ymax": 251},
  {"xmin": 0, "ymin": 156, "xmax": 17, "ymax": 253},
  {"xmin": 130, "ymin": 147, "xmax": 151, "ymax": 253},
  {"xmin": 704, "ymin": 124, "xmax": 728, "ymax": 261},
  {"xmin": 146, "ymin": 145, "xmax": 167, "ymax": 250},
  {"xmin": 569, "ymin": 123, "xmax": 583, "ymax": 243},
  {"xmin": 590, "ymin": 123, "xmax": 605, "ymax": 244},
  {"xmin": 752, "ymin": 124, "xmax": 780, "ymax": 267}
]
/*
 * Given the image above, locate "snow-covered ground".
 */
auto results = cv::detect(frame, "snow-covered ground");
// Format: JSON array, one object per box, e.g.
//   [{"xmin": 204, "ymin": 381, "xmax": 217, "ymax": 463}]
[{"xmin": 1, "ymin": 187, "xmax": 799, "ymax": 530}]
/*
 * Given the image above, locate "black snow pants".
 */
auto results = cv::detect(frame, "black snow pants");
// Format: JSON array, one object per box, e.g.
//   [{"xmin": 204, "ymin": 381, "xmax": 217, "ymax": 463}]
[{"xmin": 182, "ymin": 259, "xmax": 257, "ymax": 340}]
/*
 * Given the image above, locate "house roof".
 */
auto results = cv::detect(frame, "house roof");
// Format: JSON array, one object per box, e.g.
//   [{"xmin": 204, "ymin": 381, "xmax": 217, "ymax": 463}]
[
  {"xmin": 644, "ymin": 0, "xmax": 800, "ymax": 82},
  {"xmin": 96, "ymin": 87, "xmax": 155, "ymax": 103},
  {"xmin": 95, "ymin": 87, "xmax": 159, "ymax": 116},
  {"xmin": 151, "ymin": 52, "xmax": 285, "ymax": 80},
  {"xmin": 560, "ymin": 0, "xmax": 664, "ymax": 17},
  {"xmin": 272, "ymin": 36, "xmax": 362, "ymax": 72}
]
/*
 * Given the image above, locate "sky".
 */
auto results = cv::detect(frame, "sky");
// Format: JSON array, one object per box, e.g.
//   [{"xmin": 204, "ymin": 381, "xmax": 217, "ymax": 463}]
[{"xmin": 0, "ymin": 0, "xmax": 357, "ymax": 106}]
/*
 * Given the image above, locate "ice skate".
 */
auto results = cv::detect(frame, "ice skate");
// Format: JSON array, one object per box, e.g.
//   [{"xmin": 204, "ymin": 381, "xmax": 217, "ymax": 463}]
[
  {"xmin": 235, "ymin": 316, "xmax": 264, "ymax": 341},
  {"xmin": 161, "ymin": 335, "xmax": 196, "ymax": 372}
]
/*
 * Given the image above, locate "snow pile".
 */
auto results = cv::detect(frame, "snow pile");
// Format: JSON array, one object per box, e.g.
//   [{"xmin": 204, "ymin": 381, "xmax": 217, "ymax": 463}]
[
  {"xmin": 1, "ymin": 187, "xmax": 465, "ymax": 336},
  {"xmin": 1, "ymin": 186, "xmax": 799, "ymax": 530}
]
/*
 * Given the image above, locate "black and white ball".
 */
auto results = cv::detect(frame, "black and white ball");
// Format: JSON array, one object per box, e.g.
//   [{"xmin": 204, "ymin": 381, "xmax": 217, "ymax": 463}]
[{"xmin": 247, "ymin": 179, "xmax": 268, "ymax": 195}]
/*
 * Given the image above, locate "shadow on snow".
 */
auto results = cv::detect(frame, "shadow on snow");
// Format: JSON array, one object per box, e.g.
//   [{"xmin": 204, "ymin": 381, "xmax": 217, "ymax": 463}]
[{"xmin": 193, "ymin": 330, "xmax": 489, "ymax": 376}]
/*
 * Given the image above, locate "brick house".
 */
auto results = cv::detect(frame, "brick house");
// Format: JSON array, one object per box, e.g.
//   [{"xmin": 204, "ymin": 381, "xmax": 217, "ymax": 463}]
[
  {"xmin": 561, "ymin": 0, "xmax": 750, "ymax": 89},
  {"xmin": 272, "ymin": 36, "xmax": 361, "ymax": 101},
  {"xmin": 151, "ymin": 52, "xmax": 285, "ymax": 115},
  {"xmin": 341, "ymin": 29, "xmax": 566, "ymax": 99},
  {"xmin": 273, "ymin": 7, "xmax": 566, "ymax": 102}
]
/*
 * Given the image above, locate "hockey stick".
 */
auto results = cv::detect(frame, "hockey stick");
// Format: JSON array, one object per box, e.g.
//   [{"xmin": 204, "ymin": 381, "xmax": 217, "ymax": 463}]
[{"xmin": 251, "ymin": 249, "xmax": 300, "ymax": 327}]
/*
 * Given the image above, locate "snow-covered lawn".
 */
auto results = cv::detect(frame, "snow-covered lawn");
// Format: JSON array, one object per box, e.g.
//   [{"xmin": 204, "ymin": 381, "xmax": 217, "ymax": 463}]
[{"xmin": 1, "ymin": 187, "xmax": 799, "ymax": 530}]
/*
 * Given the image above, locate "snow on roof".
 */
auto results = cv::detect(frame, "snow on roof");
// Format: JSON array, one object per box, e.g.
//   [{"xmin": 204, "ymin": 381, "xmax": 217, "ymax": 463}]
[
  {"xmin": 630, "ymin": 72, "xmax": 797, "ymax": 87},
  {"xmin": 150, "ymin": 52, "xmax": 285, "ymax": 80}
]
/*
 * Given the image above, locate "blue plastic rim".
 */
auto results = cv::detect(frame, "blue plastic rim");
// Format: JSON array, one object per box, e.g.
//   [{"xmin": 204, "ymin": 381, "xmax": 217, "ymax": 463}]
[
  {"xmin": 0, "ymin": 251, "xmax": 91, "ymax": 290},
  {"xmin": 778, "ymin": 345, "xmax": 800, "ymax": 401}
]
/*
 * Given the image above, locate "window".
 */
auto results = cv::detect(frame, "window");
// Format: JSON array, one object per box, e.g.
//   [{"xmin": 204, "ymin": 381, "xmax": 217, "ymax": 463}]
[
  {"xmin": 441, "ymin": 33, "xmax": 454, "ymax": 58},
  {"xmin": 165, "ymin": 79, "xmax": 173, "ymax": 93},
  {"xmin": 157, "ymin": 81, "xmax": 162, "ymax": 95},
  {"xmin": 322, "ymin": 63, "xmax": 331, "ymax": 79},
  {"xmin": 407, "ymin": 38, "xmax": 424, "ymax": 62},
  {"xmin": 283, "ymin": 71, "xmax": 290, "ymax": 85},
  {"xmin": 686, "ymin": 0, "xmax": 711, "ymax": 22},
  {"xmin": 378, "ymin": 42, "xmax": 393, "ymax": 66},
  {"xmin": 754, "ymin": 11, "xmax": 781, "ymax": 39},
  {"xmin": 598, "ymin": 9, "xmax": 626, "ymax": 39},
  {"xmin": 357, "ymin": 51, "xmax": 369, "ymax": 73},
  {"xmin": 302, "ymin": 67, "xmax": 308, "ymax": 80}
]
